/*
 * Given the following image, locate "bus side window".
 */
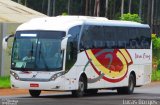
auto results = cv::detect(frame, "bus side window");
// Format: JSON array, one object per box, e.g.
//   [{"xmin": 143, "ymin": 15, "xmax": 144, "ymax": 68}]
[
  {"xmin": 66, "ymin": 38, "xmax": 76, "ymax": 71},
  {"xmin": 103, "ymin": 26, "xmax": 116, "ymax": 49},
  {"xmin": 116, "ymin": 27, "xmax": 129, "ymax": 49},
  {"xmin": 91, "ymin": 26, "xmax": 104, "ymax": 48},
  {"xmin": 80, "ymin": 25, "xmax": 91, "ymax": 50},
  {"xmin": 65, "ymin": 26, "xmax": 81, "ymax": 71},
  {"xmin": 80, "ymin": 25, "xmax": 104, "ymax": 50},
  {"xmin": 139, "ymin": 28, "xmax": 151, "ymax": 49}
]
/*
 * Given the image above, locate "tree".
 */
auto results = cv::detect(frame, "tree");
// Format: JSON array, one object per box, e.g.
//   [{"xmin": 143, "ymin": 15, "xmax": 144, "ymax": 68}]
[
  {"xmin": 152, "ymin": 34, "xmax": 160, "ymax": 50},
  {"xmin": 85, "ymin": 0, "xmax": 89, "ymax": 15},
  {"xmin": 52, "ymin": 0, "xmax": 56, "ymax": 16},
  {"xmin": 121, "ymin": 0, "xmax": 124, "ymax": 17},
  {"xmin": 154, "ymin": 0, "xmax": 159, "ymax": 34},
  {"xmin": 105, "ymin": 0, "xmax": 109, "ymax": 17},
  {"xmin": 18, "ymin": 0, "xmax": 22, "ymax": 4},
  {"xmin": 139, "ymin": 0, "xmax": 142, "ymax": 18},
  {"xmin": 151, "ymin": 0, "xmax": 154, "ymax": 33},
  {"xmin": 47, "ymin": 0, "xmax": 51, "ymax": 16},
  {"xmin": 24, "ymin": 0, "xmax": 27, "ymax": 6},
  {"xmin": 147, "ymin": 0, "xmax": 151, "ymax": 24},
  {"xmin": 152, "ymin": 34, "xmax": 160, "ymax": 71},
  {"xmin": 89, "ymin": 0, "xmax": 92, "ymax": 15},
  {"xmin": 112, "ymin": 0, "xmax": 116, "ymax": 19},
  {"xmin": 67, "ymin": 0, "xmax": 70, "ymax": 15},
  {"xmin": 120, "ymin": 13, "xmax": 142, "ymax": 23},
  {"xmin": 94, "ymin": 0, "xmax": 100, "ymax": 16},
  {"xmin": 128, "ymin": 0, "xmax": 132, "ymax": 13}
]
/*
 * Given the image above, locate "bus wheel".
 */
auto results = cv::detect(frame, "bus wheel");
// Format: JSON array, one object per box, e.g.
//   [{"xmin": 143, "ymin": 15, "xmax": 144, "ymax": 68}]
[
  {"xmin": 29, "ymin": 90, "xmax": 41, "ymax": 97},
  {"xmin": 117, "ymin": 74, "xmax": 135, "ymax": 94},
  {"xmin": 72, "ymin": 77, "xmax": 86, "ymax": 97},
  {"xmin": 85, "ymin": 89, "xmax": 98, "ymax": 94}
]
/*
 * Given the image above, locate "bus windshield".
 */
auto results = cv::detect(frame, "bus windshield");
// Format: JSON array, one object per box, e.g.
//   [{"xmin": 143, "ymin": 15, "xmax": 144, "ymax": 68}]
[{"xmin": 11, "ymin": 31, "xmax": 65, "ymax": 71}]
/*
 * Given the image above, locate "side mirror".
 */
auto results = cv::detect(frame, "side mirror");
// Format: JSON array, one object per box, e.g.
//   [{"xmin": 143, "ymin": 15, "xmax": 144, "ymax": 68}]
[
  {"xmin": 61, "ymin": 37, "xmax": 68, "ymax": 50},
  {"xmin": 2, "ymin": 34, "xmax": 14, "ymax": 50},
  {"xmin": 61, "ymin": 34, "xmax": 71, "ymax": 50}
]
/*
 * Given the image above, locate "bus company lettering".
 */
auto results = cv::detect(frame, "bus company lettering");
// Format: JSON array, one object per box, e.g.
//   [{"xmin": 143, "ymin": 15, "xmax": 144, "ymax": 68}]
[{"xmin": 135, "ymin": 53, "xmax": 151, "ymax": 60}]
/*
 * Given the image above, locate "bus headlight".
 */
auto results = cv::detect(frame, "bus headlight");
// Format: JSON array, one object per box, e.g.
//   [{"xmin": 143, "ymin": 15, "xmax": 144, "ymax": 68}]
[
  {"xmin": 50, "ymin": 72, "xmax": 65, "ymax": 81},
  {"xmin": 10, "ymin": 71, "xmax": 20, "ymax": 80}
]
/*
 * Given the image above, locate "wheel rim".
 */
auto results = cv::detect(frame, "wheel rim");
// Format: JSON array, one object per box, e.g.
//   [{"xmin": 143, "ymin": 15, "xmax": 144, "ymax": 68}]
[{"xmin": 79, "ymin": 81, "xmax": 84, "ymax": 92}]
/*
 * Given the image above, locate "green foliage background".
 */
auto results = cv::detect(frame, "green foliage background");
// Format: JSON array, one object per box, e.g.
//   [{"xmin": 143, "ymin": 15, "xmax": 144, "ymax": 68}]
[{"xmin": 120, "ymin": 13, "xmax": 142, "ymax": 23}]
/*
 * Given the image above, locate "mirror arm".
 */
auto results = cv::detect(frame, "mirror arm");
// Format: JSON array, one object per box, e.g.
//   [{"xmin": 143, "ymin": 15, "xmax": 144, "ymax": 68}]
[
  {"xmin": 5, "ymin": 34, "xmax": 14, "ymax": 42},
  {"xmin": 3, "ymin": 34, "xmax": 14, "ymax": 50}
]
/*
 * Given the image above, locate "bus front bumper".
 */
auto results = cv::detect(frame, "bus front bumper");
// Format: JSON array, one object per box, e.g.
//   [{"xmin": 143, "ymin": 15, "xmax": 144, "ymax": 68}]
[{"xmin": 10, "ymin": 76, "xmax": 78, "ymax": 91}]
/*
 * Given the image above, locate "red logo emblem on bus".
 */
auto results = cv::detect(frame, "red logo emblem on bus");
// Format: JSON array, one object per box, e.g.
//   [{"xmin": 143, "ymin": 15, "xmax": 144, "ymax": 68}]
[{"xmin": 85, "ymin": 49, "xmax": 133, "ymax": 83}]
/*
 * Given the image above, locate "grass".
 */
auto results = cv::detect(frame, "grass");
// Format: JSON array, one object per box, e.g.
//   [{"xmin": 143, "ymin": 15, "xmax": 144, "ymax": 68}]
[
  {"xmin": 0, "ymin": 76, "xmax": 11, "ymax": 88},
  {"xmin": 152, "ymin": 70, "xmax": 160, "ymax": 81}
]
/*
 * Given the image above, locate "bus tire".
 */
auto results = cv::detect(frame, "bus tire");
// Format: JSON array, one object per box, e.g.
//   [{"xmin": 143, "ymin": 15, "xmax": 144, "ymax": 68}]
[
  {"xmin": 72, "ymin": 76, "xmax": 86, "ymax": 97},
  {"xmin": 85, "ymin": 89, "xmax": 98, "ymax": 94},
  {"xmin": 117, "ymin": 74, "xmax": 135, "ymax": 94},
  {"xmin": 29, "ymin": 90, "xmax": 41, "ymax": 97}
]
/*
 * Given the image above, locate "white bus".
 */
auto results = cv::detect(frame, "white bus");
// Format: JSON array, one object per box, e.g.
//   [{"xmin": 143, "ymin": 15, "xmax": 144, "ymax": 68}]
[{"xmin": 3, "ymin": 16, "xmax": 152, "ymax": 97}]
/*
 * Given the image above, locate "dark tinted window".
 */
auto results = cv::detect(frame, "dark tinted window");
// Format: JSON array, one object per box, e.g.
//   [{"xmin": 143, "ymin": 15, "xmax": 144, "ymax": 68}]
[
  {"xmin": 80, "ymin": 25, "xmax": 92, "ymax": 49},
  {"xmin": 80, "ymin": 25, "xmax": 151, "ymax": 50},
  {"xmin": 103, "ymin": 27, "xmax": 116, "ymax": 48},
  {"xmin": 128, "ymin": 28, "xmax": 151, "ymax": 49},
  {"xmin": 65, "ymin": 26, "xmax": 81, "ymax": 71},
  {"xmin": 68, "ymin": 25, "xmax": 81, "ymax": 42},
  {"xmin": 80, "ymin": 25, "xmax": 104, "ymax": 50},
  {"xmin": 138, "ymin": 28, "xmax": 151, "ymax": 49},
  {"xmin": 92, "ymin": 26, "xmax": 105, "ymax": 48}
]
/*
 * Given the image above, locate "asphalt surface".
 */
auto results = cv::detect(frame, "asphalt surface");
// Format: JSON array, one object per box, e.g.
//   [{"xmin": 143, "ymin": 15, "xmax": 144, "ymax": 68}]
[{"xmin": 0, "ymin": 83, "xmax": 160, "ymax": 105}]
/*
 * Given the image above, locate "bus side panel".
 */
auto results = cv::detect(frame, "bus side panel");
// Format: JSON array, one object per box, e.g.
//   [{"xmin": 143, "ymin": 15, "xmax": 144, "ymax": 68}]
[
  {"xmin": 66, "ymin": 48, "xmax": 152, "ymax": 90},
  {"xmin": 84, "ymin": 49, "xmax": 134, "ymax": 89},
  {"xmin": 82, "ymin": 48, "xmax": 152, "ymax": 89},
  {"xmin": 64, "ymin": 51, "xmax": 90, "ymax": 90},
  {"xmin": 129, "ymin": 49, "xmax": 152, "ymax": 86},
  {"xmin": 77, "ymin": 51, "xmax": 107, "ymax": 89}
]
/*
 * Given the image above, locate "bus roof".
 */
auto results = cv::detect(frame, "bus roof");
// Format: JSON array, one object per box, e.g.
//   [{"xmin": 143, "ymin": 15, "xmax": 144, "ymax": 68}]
[{"xmin": 17, "ymin": 15, "xmax": 149, "ymax": 31}]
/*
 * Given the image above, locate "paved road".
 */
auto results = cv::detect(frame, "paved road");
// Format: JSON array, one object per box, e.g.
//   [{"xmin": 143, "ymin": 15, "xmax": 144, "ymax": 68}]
[{"xmin": 1, "ymin": 82, "xmax": 160, "ymax": 105}]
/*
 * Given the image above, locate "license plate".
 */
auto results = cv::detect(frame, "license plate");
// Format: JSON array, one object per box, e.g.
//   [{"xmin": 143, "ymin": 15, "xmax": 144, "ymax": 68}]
[{"xmin": 30, "ymin": 83, "xmax": 39, "ymax": 87}]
